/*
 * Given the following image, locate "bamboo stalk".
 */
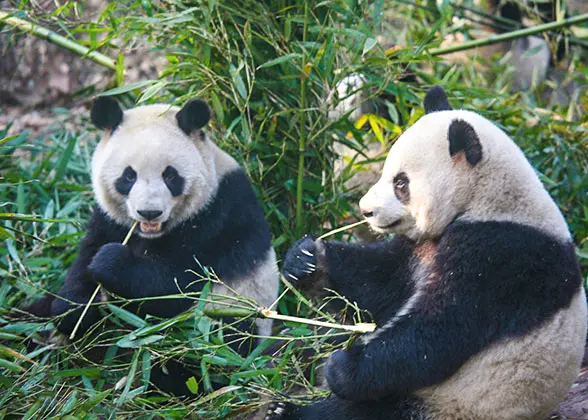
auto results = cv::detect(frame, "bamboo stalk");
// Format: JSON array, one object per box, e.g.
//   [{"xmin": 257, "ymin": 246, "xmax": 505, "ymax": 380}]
[
  {"xmin": 202, "ymin": 306, "xmax": 375, "ymax": 333},
  {"xmin": 260, "ymin": 309, "xmax": 376, "ymax": 333},
  {"xmin": 0, "ymin": 11, "xmax": 117, "ymax": 71},
  {"xmin": 430, "ymin": 13, "xmax": 588, "ymax": 56},
  {"xmin": 318, "ymin": 219, "xmax": 368, "ymax": 240},
  {"xmin": 295, "ymin": 2, "xmax": 310, "ymax": 235},
  {"xmin": 392, "ymin": 0, "xmax": 588, "ymax": 50}
]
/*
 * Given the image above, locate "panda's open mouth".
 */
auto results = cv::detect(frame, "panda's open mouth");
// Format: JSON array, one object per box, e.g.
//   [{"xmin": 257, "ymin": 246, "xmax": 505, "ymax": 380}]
[{"xmin": 140, "ymin": 222, "xmax": 162, "ymax": 233}]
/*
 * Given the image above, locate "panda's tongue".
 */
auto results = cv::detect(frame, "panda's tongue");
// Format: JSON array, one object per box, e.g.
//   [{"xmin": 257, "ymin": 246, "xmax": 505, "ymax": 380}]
[{"xmin": 140, "ymin": 222, "xmax": 162, "ymax": 233}]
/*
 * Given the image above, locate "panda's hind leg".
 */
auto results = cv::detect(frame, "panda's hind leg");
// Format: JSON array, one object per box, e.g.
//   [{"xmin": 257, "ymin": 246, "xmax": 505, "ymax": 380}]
[{"xmin": 264, "ymin": 395, "xmax": 430, "ymax": 420}]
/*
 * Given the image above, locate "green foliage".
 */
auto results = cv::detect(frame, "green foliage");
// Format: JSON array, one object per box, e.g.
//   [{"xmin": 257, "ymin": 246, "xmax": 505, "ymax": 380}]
[{"xmin": 0, "ymin": 0, "xmax": 586, "ymax": 417}]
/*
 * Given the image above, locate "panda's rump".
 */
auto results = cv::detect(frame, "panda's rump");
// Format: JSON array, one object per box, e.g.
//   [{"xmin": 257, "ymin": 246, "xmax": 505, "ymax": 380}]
[{"xmin": 422, "ymin": 289, "xmax": 587, "ymax": 420}]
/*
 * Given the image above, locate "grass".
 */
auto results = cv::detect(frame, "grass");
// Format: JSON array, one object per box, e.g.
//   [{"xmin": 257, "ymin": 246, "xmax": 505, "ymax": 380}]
[{"xmin": 0, "ymin": 0, "xmax": 587, "ymax": 418}]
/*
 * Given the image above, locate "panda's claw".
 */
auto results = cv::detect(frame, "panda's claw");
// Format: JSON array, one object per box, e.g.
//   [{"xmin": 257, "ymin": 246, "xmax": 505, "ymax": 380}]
[
  {"xmin": 287, "ymin": 273, "xmax": 299, "ymax": 282},
  {"xmin": 301, "ymin": 249, "xmax": 313, "ymax": 257},
  {"xmin": 305, "ymin": 262, "xmax": 316, "ymax": 269},
  {"xmin": 265, "ymin": 402, "xmax": 287, "ymax": 420}
]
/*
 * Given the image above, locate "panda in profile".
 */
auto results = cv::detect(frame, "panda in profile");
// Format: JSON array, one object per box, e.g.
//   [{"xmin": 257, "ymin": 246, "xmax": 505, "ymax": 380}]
[
  {"xmin": 27, "ymin": 97, "xmax": 279, "ymax": 393},
  {"xmin": 268, "ymin": 86, "xmax": 586, "ymax": 419}
]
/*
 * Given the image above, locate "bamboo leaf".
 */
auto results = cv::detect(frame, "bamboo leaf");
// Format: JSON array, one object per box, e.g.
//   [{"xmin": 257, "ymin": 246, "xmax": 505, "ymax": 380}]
[
  {"xmin": 368, "ymin": 114, "xmax": 385, "ymax": 145},
  {"xmin": 257, "ymin": 53, "xmax": 302, "ymax": 69},
  {"xmin": 107, "ymin": 304, "xmax": 148, "ymax": 328},
  {"xmin": 186, "ymin": 376, "xmax": 199, "ymax": 394}
]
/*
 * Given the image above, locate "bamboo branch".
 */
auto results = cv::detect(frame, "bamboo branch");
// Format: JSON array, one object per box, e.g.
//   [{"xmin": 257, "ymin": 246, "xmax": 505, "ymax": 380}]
[
  {"xmin": 201, "ymin": 307, "xmax": 376, "ymax": 333},
  {"xmin": 259, "ymin": 309, "xmax": 376, "ymax": 333},
  {"xmin": 430, "ymin": 13, "xmax": 588, "ymax": 56},
  {"xmin": 318, "ymin": 219, "xmax": 368, "ymax": 240},
  {"xmin": 0, "ymin": 11, "xmax": 117, "ymax": 71}
]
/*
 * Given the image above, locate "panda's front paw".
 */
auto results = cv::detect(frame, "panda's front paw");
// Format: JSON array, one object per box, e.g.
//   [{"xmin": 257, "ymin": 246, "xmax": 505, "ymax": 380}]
[
  {"xmin": 324, "ymin": 350, "xmax": 357, "ymax": 400},
  {"xmin": 281, "ymin": 235, "xmax": 324, "ymax": 287},
  {"xmin": 88, "ymin": 243, "xmax": 132, "ymax": 290}
]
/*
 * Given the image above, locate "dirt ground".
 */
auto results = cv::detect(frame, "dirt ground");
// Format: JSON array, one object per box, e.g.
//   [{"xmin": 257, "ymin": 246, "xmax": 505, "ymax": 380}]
[{"xmin": 549, "ymin": 342, "xmax": 588, "ymax": 419}]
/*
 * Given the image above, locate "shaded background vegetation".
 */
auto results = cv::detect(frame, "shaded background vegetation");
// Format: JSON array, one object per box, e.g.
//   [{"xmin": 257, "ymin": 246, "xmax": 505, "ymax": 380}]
[{"xmin": 0, "ymin": 0, "xmax": 586, "ymax": 418}]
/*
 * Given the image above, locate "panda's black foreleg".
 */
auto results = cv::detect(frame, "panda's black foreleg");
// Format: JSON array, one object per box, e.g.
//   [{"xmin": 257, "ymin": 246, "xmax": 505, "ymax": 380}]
[
  {"xmin": 50, "ymin": 278, "xmax": 104, "ymax": 337},
  {"xmin": 49, "ymin": 227, "xmax": 108, "ymax": 337},
  {"xmin": 87, "ymin": 243, "xmax": 196, "ymax": 317},
  {"xmin": 265, "ymin": 395, "xmax": 430, "ymax": 420},
  {"xmin": 281, "ymin": 236, "xmax": 414, "ymax": 316}
]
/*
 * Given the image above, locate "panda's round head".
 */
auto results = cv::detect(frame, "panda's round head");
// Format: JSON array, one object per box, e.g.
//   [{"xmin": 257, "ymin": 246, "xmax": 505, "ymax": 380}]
[
  {"xmin": 90, "ymin": 97, "xmax": 223, "ymax": 238},
  {"xmin": 359, "ymin": 85, "xmax": 569, "ymax": 241}
]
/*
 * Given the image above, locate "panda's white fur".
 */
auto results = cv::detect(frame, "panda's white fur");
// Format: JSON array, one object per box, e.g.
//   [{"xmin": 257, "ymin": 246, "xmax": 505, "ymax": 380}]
[{"xmin": 275, "ymin": 85, "xmax": 586, "ymax": 420}]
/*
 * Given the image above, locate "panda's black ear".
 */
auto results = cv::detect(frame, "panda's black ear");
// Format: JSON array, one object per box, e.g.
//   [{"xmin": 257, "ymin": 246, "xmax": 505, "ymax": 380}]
[
  {"xmin": 448, "ymin": 119, "xmax": 483, "ymax": 166},
  {"xmin": 176, "ymin": 99, "xmax": 211, "ymax": 136},
  {"xmin": 91, "ymin": 96, "xmax": 123, "ymax": 131},
  {"xmin": 424, "ymin": 85, "xmax": 452, "ymax": 114}
]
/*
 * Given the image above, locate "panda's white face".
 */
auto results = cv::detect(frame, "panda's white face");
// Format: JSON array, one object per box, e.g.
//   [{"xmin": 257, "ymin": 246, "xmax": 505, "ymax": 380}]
[
  {"xmin": 359, "ymin": 87, "xmax": 570, "ymax": 242},
  {"xmin": 91, "ymin": 102, "xmax": 225, "ymax": 238},
  {"xmin": 359, "ymin": 111, "xmax": 475, "ymax": 240}
]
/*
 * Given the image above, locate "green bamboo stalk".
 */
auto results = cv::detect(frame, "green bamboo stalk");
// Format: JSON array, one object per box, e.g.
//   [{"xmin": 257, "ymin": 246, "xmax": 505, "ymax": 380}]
[
  {"xmin": 202, "ymin": 307, "xmax": 256, "ymax": 318},
  {"xmin": 394, "ymin": 0, "xmax": 588, "ymax": 49},
  {"xmin": 430, "ymin": 12, "xmax": 588, "ymax": 56},
  {"xmin": 295, "ymin": 2, "xmax": 310, "ymax": 235},
  {"xmin": 0, "ymin": 11, "xmax": 117, "ymax": 71}
]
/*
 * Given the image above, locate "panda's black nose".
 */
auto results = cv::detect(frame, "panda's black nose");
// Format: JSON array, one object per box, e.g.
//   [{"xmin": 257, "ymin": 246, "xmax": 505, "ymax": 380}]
[
  {"xmin": 362, "ymin": 211, "xmax": 374, "ymax": 218},
  {"xmin": 137, "ymin": 210, "xmax": 163, "ymax": 220}
]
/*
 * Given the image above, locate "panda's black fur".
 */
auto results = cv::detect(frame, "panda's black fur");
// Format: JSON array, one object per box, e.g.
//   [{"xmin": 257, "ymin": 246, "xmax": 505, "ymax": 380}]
[{"xmin": 269, "ymin": 86, "xmax": 586, "ymax": 419}]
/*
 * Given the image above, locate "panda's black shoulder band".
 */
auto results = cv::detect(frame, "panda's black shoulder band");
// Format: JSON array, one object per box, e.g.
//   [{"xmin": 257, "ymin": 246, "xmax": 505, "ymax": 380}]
[
  {"xmin": 424, "ymin": 85, "xmax": 452, "ymax": 114},
  {"xmin": 91, "ymin": 96, "xmax": 123, "ymax": 131},
  {"xmin": 176, "ymin": 99, "xmax": 211, "ymax": 136}
]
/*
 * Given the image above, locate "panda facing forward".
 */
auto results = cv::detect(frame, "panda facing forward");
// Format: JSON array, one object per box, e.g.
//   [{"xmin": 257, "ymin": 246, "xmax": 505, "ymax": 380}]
[
  {"xmin": 27, "ymin": 97, "xmax": 279, "ymax": 393},
  {"xmin": 269, "ymin": 86, "xmax": 586, "ymax": 419}
]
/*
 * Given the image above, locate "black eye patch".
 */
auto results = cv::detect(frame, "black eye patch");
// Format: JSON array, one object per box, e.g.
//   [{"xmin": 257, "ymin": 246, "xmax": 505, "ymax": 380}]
[
  {"xmin": 393, "ymin": 172, "xmax": 410, "ymax": 204},
  {"xmin": 163, "ymin": 166, "xmax": 185, "ymax": 197},
  {"xmin": 115, "ymin": 166, "xmax": 137, "ymax": 196}
]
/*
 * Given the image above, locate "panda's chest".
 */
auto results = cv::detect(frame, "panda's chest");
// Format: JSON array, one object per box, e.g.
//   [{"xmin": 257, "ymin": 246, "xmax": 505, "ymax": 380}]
[{"xmin": 126, "ymin": 234, "xmax": 200, "ymax": 264}]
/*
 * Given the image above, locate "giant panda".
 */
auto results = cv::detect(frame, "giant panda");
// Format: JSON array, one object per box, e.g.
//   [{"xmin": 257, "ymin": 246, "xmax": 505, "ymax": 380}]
[
  {"xmin": 26, "ymin": 96, "xmax": 279, "ymax": 394},
  {"xmin": 267, "ymin": 85, "xmax": 586, "ymax": 419}
]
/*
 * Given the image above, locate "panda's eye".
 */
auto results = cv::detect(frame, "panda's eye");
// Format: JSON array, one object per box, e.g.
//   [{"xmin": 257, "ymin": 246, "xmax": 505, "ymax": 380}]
[
  {"xmin": 163, "ymin": 166, "xmax": 177, "ymax": 182},
  {"xmin": 163, "ymin": 166, "xmax": 185, "ymax": 197},
  {"xmin": 124, "ymin": 167, "xmax": 137, "ymax": 182},
  {"xmin": 395, "ymin": 178, "xmax": 407, "ymax": 188},
  {"xmin": 393, "ymin": 172, "xmax": 410, "ymax": 204},
  {"xmin": 115, "ymin": 166, "xmax": 137, "ymax": 196}
]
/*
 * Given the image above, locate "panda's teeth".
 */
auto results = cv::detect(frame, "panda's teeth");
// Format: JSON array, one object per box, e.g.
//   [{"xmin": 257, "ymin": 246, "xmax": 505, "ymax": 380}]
[{"xmin": 140, "ymin": 222, "xmax": 162, "ymax": 233}]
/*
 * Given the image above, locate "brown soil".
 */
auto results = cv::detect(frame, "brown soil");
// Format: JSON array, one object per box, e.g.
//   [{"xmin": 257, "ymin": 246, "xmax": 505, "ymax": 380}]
[{"xmin": 549, "ymin": 343, "xmax": 588, "ymax": 419}]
